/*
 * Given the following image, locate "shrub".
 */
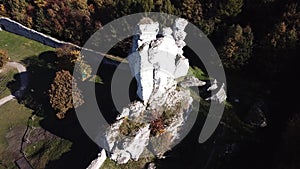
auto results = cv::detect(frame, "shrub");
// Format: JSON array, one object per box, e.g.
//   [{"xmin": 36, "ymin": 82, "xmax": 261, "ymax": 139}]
[{"xmin": 0, "ymin": 49, "xmax": 9, "ymax": 68}]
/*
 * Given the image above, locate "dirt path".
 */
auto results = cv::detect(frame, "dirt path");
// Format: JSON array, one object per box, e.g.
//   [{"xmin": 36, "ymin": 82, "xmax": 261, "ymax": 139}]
[{"xmin": 0, "ymin": 62, "xmax": 28, "ymax": 106}]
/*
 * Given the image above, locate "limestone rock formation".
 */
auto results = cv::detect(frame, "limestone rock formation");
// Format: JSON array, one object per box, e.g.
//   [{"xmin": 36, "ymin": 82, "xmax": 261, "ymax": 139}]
[
  {"xmin": 110, "ymin": 124, "xmax": 151, "ymax": 164},
  {"xmin": 97, "ymin": 17, "xmax": 227, "ymax": 165},
  {"xmin": 86, "ymin": 149, "xmax": 107, "ymax": 169},
  {"xmin": 128, "ymin": 18, "xmax": 189, "ymax": 104},
  {"xmin": 179, "ymin": 76, "xmax": 206, "ymax": 88},
  {"xmin": 147, "ymin": 162, "xmax": 156, "ymax": 169},
  {"xmin": 207, "ymin": 79, "xmax": 218, "ymax": 91},
  {"xmin": 206, "ymin": 83, "xmax": 227, "ymax": 103}
]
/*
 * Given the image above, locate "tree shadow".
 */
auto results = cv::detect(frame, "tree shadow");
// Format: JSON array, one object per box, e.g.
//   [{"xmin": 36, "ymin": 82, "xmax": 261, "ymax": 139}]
[
  {"xmin": 40, "ymin": 111, "xmax": 99, "ymax": 169},
  {"xmin": 95, "ymin": 61, "xmax": 137, "ymax": 123},
  {"xmin": 6, "ymin": 49, "xmax": 142, "ymax": 168},
  {"xmin": 6, "ymin": 51, "xmax": 99, "ymax": 168},
  {"xmin": 6, "ymin": 73, "xmax": 21, "ymax": 96}
]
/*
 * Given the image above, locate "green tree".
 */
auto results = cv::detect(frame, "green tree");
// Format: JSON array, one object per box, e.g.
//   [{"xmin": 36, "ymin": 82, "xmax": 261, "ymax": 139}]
[
  {"xmin": 181, "ymin": 0, "xmax": 202, "ymax": 26},
  {"xmin": 153, "ymin": 0, "xmax": 178, "ymax": 15},
  {"xmin": 111, "ymin": 0, "xmax": 178, "ymax": 18},
  {"xmin": 265, "ymin": 3, "xmax": 299, "ymax": 49},
  {"xmin": 256, "ymin": 2, "xmax": 299, "ymax": 76},
  {"xmin": 217, "ymin": 0, "xmax": 243, "ymax": 18},
  {"xmin": 3, "ymin": 0, "xmax": 33, "ymax": 27},
  {"xmin": 48, "ymin": 70, "xmax": 84, "ymax": 119},
  {"xmin": 220, "ymin": 24, "xmax": 254, "ymax": 69},
  {"xmin": 194, "ymin": 0, "xmax": 244, "ymax": 35}
]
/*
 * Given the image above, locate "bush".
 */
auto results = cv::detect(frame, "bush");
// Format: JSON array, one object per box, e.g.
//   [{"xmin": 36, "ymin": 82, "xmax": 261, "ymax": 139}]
[{"xmin": 0, "ymin": 49, "xmax": 9, "ymax": 68}]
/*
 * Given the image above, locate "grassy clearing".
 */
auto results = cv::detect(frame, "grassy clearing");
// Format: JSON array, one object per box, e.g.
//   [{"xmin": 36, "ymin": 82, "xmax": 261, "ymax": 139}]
[
  {"xmin": 24, "ymin": 138, "xmax": 72, "ymax": 169},
  {"xmin": 0, "ymin": 31, "xmax": 54, "ymax": 61},
  {"xmin": 24, "ymin": 139, "xmax": 72, "ymax": 160},
  {"xmin": 0, "ymin": 100, "xmax": 33, "ymax": 160},
  {"xmin": 101, "ymin": 157, "xmax": 154, "ymax": 169},
  {"xmin": 0, "ymin": 99, "xmax": 73, "ymax": 169},
  {"xmin": 0, "ymin": 30, "xmax": 77, "ymax": 169},
  {"xmin": 0, "ymin": 68, "xmax": 18, "ymax": 99}
]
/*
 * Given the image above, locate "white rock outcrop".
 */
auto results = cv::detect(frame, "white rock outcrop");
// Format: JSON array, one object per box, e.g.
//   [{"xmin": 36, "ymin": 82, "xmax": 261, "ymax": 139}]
[
  {"xmin": 96, "ymin": 17, "xmax": 227, "ymax": 166},
  {"xmin": 128, "ymin": 18, "xmax": 189, "ymax": 104},
  {"xmin": 206, "ymin": 83, "xmax": 227, "ymax": 103},
  {"xmin": 86, "ymin": 149, "xmax": 107, "ymax": 169},
  {"xmin": 207, "ymin": 79, "xmax": 218, "ymax": 91},
  {"xmin": 179, "ymin": 76, "xmax": 206, "ymax": 88},
  {"xmin": 110, "ymin": 124, "xmax": 151, "ymax": 164}
]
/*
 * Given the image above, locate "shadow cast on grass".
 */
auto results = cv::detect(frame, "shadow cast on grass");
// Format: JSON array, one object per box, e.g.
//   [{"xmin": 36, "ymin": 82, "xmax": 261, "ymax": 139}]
[{"xmin": 6, "ymin": 51, "xmax": 99, "ymax": 168}]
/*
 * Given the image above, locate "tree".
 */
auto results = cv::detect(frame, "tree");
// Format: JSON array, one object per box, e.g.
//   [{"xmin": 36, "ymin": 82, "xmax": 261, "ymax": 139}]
[
  {"xmin": 3, "ymin": 0, "xmax": 33, "ymax": 27},
  {"xmin": 192, "ymin": 0, "xmax": 244, "ymax": 35},
  {"xmin": 31, "ymin": 0, "xmax": 94, "ymax": 44},
  {"xmin": 0, "ymin": 3, "xmax": 7, "ymax": 16},
  {"xmin": 55, "ymin": 46, "xmax": 80, "ymax": 71},
  {"xmin": 111, "ymin": 0, "xmax": 178, "ymax": 19},
  {"xmin": 220, "ymin": 24, "xmax": 254, "ymax": 69},
  {"xmin": 48, "ymin": 70, "xmax": 84, "ymax": 119},
  {"xmin": 55, "ymin": 46, "xmax": 92, "ymax": 80},
  {"xmin": 217, "ymin": 0, "xmax": 243, "ymax": 18},
  {"xmin": 153, "ymin": 0, "xmax": 178, "ymax": 15},
  {"xmin": 0, "ymin": 49, "xmax": 9, "ymax": 68},
  {"xmin": 256, "ymin": 2, "xmax": 299, "ymax": 76},
  {"xmin": 265, "ymin": 3, "xmax": 299, "ymax": 49},
  {"xmin": 181, "ymin": 0, "xmax": 203, "ymax": 27},
  {"xmin": 90, "ymin": 0, "xmax": 114, "ymax": 24}
]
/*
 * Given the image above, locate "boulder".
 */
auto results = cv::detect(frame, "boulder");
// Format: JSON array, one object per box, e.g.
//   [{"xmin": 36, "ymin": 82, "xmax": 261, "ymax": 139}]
[
  {"xmin": 86, "ymin": 149, "xmax": 107, "ymax": 169},
  {"xmin": 206, "ymin": 83, "xmax": 227, "ymax": 103},
  {"xmin": 128, "ymin": 101, "xmax": 146, "ymax": 120},
  {"xmin": 147, "ymin": 162, "xmax": 156, "ymax": 169},
  {"xmin": 245, "ymin": 100, "xmax": 267, "ymax": 128},
  {"xmin": 110, "ymin": 124, "xmax": 151, "ymax": 164},
  {"xmin": 179, "ymin": 76, "xmax": 206, "ymax": 88},
  {"xmin": 207, "ymin": 79, "xmax": 218, "ymax": 91}
]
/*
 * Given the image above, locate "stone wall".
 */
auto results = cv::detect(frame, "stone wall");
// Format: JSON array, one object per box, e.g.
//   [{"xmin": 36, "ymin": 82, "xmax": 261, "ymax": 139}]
[
  {"xmin": 0, "ymin": 17, "xmax": 129, "ymax": 70},
  {"xmin": 0, "ymin": 17, "xmax": 79, "ymax": 48}
]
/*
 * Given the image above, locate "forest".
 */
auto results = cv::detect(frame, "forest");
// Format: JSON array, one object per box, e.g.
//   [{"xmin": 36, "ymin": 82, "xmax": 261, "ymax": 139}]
[{"xmin": 0, "ymin": 0, "xmax": 299, "ymax": 169}]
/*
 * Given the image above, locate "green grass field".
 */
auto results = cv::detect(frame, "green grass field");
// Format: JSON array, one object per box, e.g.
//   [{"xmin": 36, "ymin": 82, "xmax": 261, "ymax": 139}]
[
  {"xmin": 101, "ymin": 157, "xmax": 154, "ymax": 169},
  {"xmin": 0, "ymin": 68, "xmax": 17, "ymax": 99},
  {"xmin": 0, "ymin": 31, "xmax": 54, "ymax": 61},
  {"xmin": 0, "ymin": 100, "xmax": 33, "ymax": 167},
  {"xmin": 0, "ymin": 31, "xmax": 73, "ymax": 168}
]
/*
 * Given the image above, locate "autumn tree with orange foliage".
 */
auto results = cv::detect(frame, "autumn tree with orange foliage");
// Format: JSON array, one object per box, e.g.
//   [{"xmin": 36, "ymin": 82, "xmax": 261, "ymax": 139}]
[
  {"xmin": 0, "ymin": 49, "xmax": 9, "ymax": 68},
  {"xmin": 48, "ymin": 70, "xmax": 84, "ymax": 119}
]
